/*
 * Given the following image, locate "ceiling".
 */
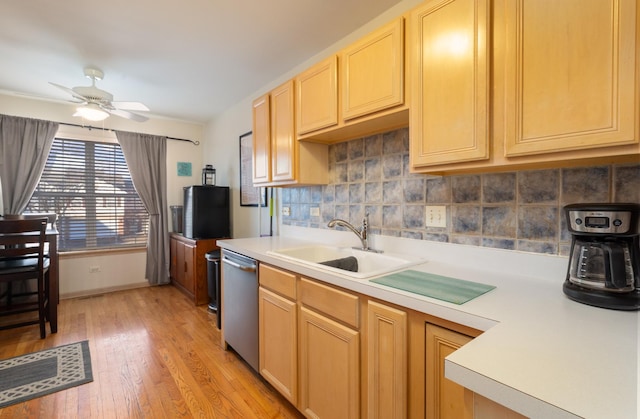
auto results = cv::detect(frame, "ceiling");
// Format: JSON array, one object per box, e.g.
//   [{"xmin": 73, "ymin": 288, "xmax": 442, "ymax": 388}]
[{"xmin": 0, "ymin": 0, "xmax": 404, "ymax": 123}]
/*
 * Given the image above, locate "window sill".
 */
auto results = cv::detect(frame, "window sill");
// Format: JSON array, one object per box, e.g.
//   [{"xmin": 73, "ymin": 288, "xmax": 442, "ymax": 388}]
[{"xmin": 60, "ymin": 246, "xmax": 147, "ymax": 259}]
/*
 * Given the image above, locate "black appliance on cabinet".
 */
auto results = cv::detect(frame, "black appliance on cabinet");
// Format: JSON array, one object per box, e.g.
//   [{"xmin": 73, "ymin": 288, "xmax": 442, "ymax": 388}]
[
  {"xmin": 564, "ymin": 203, "xmax": 640, "ymax": 310},
  {"xmin": 183, "ymin": 185, "xmax": 230, "ymax": 239}
]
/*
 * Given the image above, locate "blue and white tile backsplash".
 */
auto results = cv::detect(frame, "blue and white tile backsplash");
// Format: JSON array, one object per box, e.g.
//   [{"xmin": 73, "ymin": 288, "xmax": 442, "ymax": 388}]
[{"xmin": 281, "ymin": 127, "xmax": 640, "ymax": 256}]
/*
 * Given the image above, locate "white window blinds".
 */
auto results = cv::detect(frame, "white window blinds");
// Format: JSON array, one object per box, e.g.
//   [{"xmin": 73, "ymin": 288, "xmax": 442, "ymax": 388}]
[{"xmin": 26, "ymin": 138, "xmax": 149, "ymax": 251}]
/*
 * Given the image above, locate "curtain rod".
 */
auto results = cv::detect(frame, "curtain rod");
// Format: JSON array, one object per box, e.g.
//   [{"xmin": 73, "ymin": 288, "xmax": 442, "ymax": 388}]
[{"xmin": 58, "ymin": 122, "xmax": 200, "ymax": 145}]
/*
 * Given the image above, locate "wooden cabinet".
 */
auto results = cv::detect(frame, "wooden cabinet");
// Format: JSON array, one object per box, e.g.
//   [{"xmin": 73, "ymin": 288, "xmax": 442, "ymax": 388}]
[
  {"xmin": 252, "ymin": 80, "xmax": 329, "ymax": 187},
  {"xmin": 426, "ymin": 323, "xmax": 474, "ymax": 419},
  {"xmin": 299, "ymin": 306, "xmax": 360, "ymax": 419},
  {"xmin": 296, "ymin": 56, "xmax": 338, "ymax": 135},
  {"xmin": 295, "ymin": 17, "xmax": 409, "ymax": 144},
  {"xmin": 366, "ymin": 300, "xmax": 407, "ymax": 419},
  {"xmin": 502, "ymin": 0, "xmax": 638, "ymax": 157},
  {"xmin": 341, "ymin": 17, "xmax": 405, "ymax": 121},
  {"xmin": 251, "ymin": 93, "xmax": 270, "ymax": 184},
  {"xmin": 169, "ymin": 233, "xmax": 220, "ymax": 305},
  {"xmin": 298, "ymin": 277, "xmax": 360, "ymax": 419},
  {"xmin": 410, "ymin": 0, "xmax": 640, "ymax": 174},
  {"xmin": 258, "ymin": 264, "xmax": 298, "ymax": 405},
  {"xmin": 409, "ymin": 0, "xmax": 490, "ymax": 167}
]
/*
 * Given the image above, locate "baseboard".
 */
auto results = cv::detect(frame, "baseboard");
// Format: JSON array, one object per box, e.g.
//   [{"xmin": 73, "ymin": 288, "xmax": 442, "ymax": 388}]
[{"xmin": 61, "ymin": 282, "xmax": 150, "ymax": 300}]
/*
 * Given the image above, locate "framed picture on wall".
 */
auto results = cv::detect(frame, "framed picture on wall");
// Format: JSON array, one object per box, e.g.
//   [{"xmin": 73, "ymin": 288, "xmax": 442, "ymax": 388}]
[{"xmin": 239, "ymin": 131, "xmax": 267, "ymax": 207}]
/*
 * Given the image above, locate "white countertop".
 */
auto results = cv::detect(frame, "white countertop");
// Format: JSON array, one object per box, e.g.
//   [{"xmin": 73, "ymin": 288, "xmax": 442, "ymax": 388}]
[{"xmin": 218, "ymin": 230, "xmax": 639, "ymax": 419}]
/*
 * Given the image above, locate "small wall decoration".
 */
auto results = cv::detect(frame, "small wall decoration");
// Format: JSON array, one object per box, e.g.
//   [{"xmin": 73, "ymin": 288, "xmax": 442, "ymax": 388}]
[
  {"xmin": 239, "ymin": 131, "xmax": 267, "ymax": 207},
  {"xmin": 177, "ymin": 162, "xmax": 192, "ymax": 177}
]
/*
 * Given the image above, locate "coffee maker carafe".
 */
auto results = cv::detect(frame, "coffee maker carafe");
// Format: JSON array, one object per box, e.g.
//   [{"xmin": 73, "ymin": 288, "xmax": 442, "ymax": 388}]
[{"xmin": 564, "ymin": 203, "xmax": 640, "ymax": 310}]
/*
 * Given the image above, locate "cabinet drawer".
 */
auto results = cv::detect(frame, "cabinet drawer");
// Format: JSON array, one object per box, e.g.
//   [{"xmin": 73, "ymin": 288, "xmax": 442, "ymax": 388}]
[
  {"xmin": 299, "ymin": 277, "xmax": 359, "ymax": 329},
  {"xmin": 259, "ymin": 264, "xmax": 297, "ymax": 300}
]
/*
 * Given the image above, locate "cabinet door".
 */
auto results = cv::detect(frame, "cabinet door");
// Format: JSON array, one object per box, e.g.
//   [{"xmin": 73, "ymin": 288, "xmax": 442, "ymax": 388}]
[
  {"xmin": 296, "ymin": 55, "xmax": 338, "ymax": 135},
  {"xmin": 252, "ymin": 93, "xmax": 271, "ymax": 184},
  {"xmin": 271, "ymin": 80, "xmax": 296, "ymax": 183},
  {"xmin": 410, "ymin": 0, "xmax": 490, "ymax": 167},
  {"xmin": 175, "ymin": 240, "xmax": 186, "ymax": 287},
  {"xmin": 259, "ymin": 287, "xmax": 297, "ymax": 405},
  {"xmin": 169, "ymin": 237, "xmax": 177, "ymax": 280},
  {"xmin": 426, "ymin": 323, "xmax": 473, "ymax": 419},
  {"xmin": 182, "ymin": 242, "xmax": 195, "ymax": 294},
  {"xmin": 299, "ymin": 306, "xmax": 360, "ymax": 419},
  {"xmin": 341, "ymin": 17, "xmax": 404, "ymax": 121},
  {"xmin": 367, "ymin": 301, "xmax": 407, "ymax": 419},
  {"xmin": 503, "ymin": 0, "xmax": 638, "ymax": 157}
]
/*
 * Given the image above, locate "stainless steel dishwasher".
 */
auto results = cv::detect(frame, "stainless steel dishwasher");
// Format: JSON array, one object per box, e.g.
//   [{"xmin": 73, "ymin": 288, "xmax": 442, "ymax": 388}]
[{"xmin": 221, "ymin": 250, "xmax": 259, "ymax": 372}]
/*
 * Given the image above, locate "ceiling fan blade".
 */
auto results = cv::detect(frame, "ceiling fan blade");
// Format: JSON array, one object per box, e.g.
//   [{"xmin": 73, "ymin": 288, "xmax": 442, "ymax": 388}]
[
  {"xmin": 107, "ymin": 108, "xmax": 149, "ymax": 122},
  {"xmin": 49, "ymin": 82, "xmax": 87, "ymax": 102},
  {"xmin": 111, "ymin": 101, "xmax": 149, "ymax": 112}
]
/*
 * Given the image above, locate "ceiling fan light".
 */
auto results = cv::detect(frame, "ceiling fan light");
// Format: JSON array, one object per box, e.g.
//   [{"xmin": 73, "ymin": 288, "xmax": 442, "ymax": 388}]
[{"xmin": 73, "ymin": 103, "xmax": 109, "ymax": 121}]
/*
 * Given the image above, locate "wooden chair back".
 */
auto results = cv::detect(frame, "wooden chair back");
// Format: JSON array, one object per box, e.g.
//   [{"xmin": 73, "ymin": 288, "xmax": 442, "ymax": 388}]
[
  {"xmin": 0, "ymin": 218, "xmax": 48, "ymax": 275},
  {"xmin": 0, "ymin": 217, "xmax": 50, "ymax": 338}
]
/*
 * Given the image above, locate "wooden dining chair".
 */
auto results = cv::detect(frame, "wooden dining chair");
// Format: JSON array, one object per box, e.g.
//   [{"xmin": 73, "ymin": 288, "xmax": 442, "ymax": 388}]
[{"xmin": 0, "ymin": 218, "xmax": 50, "ymax": 338}]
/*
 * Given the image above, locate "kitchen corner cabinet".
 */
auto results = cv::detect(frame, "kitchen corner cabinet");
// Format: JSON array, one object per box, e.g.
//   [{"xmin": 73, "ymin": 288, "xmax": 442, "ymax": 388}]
[
  {"xmin": 426, "ymin": 323, "xmax": 474, "ymax": 419},
  {"xmin": 411, "ymin": 0, "xmax": 640, "ymax": 175},
  {"xmin": 258, "ymin": 264, "xmax": 298, "ymax": 405},
  {"xmin": 169, "ymin": 233, "xmax": 220, "ymax": 305},
  {"xmin": 502, "ymin": 0, "xmax": 638, "ymax": 157},
  {"xmin": 252, "ymin": 80, "xmax": 329, "ymax": 187},
  {"xmin": 409, "ymin": 0, "xmax": 490, "ymax": 168}
]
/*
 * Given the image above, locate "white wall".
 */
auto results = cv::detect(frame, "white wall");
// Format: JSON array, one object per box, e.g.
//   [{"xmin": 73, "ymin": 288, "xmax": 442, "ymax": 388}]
[
  {"xmin": 202, "ymin": 0, "xmax": 423, "ymax": 239},
  {"xmin": 0, "ymin": 93, "xmax": 204, "ymax": 297}
]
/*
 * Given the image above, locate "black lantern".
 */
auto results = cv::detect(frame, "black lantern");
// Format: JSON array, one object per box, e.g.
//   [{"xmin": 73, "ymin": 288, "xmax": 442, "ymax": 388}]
[{"xmin": 202, "ymin": 164, "xmax": 216, "ymax": 185}]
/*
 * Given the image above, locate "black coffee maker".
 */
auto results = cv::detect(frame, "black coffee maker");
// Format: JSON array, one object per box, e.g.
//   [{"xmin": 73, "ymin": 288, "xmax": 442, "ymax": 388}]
[{"xmin": 564, "ymin": 203, "xmax": 640, "ymax": 310}]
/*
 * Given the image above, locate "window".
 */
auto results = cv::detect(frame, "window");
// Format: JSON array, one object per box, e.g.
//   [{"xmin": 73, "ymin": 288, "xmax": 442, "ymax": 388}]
[{"xmin": 26, "ymin": 138, "xmax": 148, "ymax": 251}]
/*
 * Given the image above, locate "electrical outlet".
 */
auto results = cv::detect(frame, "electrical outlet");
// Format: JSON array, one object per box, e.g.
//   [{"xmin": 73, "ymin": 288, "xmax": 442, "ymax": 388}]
[
  {"xmin": 310, "ymin": 207, "xmax": 320, "ymax": 217},
  {"xmin": 425, "ymin": 206, "xmax": 447, "ymax": 228},
  {"xmin": 282, "ymin": 206, "xmax": 291, "ymax": 216},
  {"xmin": 89, "ymin": 266, "xmax": 101, "ymax": 273}
]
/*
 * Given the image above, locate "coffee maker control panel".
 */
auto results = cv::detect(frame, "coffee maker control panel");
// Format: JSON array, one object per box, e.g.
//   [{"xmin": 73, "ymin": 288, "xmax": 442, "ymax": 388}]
[{"xmin": 568, "ymin": 210, "xmax": 632, "ymax": 234}]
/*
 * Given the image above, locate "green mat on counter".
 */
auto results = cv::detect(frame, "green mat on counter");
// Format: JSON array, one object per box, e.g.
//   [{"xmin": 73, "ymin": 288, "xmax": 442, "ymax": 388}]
[{"xmin": 370, "ymin": 270, "xmax": 496, "ymax": 304}]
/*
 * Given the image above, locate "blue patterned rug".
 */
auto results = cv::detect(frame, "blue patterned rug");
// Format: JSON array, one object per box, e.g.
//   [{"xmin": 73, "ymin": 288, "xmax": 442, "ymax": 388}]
[{"xmin": 0, "ymin": 340, "xmax": 93, "ymax": 408}]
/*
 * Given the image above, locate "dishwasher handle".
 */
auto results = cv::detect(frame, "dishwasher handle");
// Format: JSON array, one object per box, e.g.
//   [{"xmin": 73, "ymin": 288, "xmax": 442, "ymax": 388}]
[{"xmin": 222, "ymin": 255, "xmax": 257, "ymax": 273}]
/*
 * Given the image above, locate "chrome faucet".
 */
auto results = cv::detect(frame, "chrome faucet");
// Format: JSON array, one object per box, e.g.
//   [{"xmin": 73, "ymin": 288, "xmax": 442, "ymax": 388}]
[{"xmin": 327, "ymin": 214, "xmax": 381, "ymax": 252}]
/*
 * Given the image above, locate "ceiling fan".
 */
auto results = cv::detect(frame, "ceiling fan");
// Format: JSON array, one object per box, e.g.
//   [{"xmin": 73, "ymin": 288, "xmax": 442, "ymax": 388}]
[{"xmin": 50, "ymin": 67, "xmax": 149, "ymax": 122}]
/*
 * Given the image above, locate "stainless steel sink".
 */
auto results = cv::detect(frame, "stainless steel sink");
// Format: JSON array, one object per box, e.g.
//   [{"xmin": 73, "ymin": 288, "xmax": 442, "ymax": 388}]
[{"xmin": 267, "ymin": 245, "xmax": 426, "ymax": 279}]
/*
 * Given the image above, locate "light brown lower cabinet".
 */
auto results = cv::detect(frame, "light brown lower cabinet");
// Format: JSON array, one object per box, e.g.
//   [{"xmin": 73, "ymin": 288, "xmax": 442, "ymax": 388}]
[
  {"xmin": 258, "ymin": 264, "xmax": 298, "ymax": 405},
  {"xmin": 426, "ymin": 323, "xmax": 474, "ymax": 419},
  {"xmin": 256, "ymin": 262, "xmax": 525, "ymax": 419},
  {"xmin": 367, "ymin": 300, "xmax": 407, "ymax": 419},
  {"xmin": 258, "ymin": 287, "xmax": 297, "ymax": 404},
  {"xmin": 299, "ymin": 306, "xmax": 360, "ymax": 419}
]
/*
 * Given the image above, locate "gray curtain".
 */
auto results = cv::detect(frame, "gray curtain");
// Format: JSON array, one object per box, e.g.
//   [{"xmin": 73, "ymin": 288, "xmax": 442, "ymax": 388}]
[
  {"xmin": 0, "ymin": 114, "xmax": 58, "ymax": 215},
  {"xmin": 116, "ymin": 131, "xmax": 170, "ymax": 285}
]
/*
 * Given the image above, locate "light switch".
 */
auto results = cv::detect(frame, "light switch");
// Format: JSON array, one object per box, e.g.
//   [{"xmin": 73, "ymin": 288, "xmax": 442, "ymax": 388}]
[{"xmin": 425, "ymin": 206, "xmax": 447, "ymax": 228}]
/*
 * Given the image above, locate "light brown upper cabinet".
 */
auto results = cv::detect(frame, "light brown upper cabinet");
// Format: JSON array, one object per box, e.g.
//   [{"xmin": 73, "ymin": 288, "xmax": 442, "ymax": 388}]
[
  {"xmin": 252, "ymin": 93, "xmax": 271, "ymax": 184},
  {"xmin": 296, "ymin": 17, "xmax": 409, "ymax": 143},
  {"xmin": 341, "ymin": 17, "xmax": 405, "ymax": 121},
  {"xmin": 502, "ymin": 0, "xmax": 638, "ymax": 156},
  {"xmin": 252, "ymin": 80, "xmax": 328, "ymax": 187},
  {"xmin": 409, "ymin": 0, "xmax": 490, "ymax": 167},
  {"xmin": 296, "ymin": 56, "xmax": 338, "ymax": 136},
  {"xmin": 410, "ymin": 0, "xmax": 639, "ymax": 175}
]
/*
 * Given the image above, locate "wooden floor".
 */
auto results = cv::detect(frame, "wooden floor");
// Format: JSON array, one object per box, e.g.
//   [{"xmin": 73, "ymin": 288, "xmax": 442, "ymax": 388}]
[{"xmin": 0, "ymin": 285, "xmax": 304, "ymax": 419}]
